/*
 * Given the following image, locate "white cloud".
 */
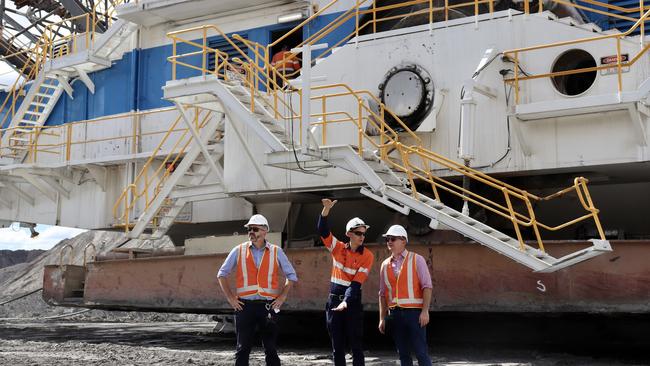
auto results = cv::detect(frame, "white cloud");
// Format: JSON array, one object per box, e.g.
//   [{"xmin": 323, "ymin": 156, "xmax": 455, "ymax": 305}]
[
  {"xmin": 0, "ymin": 63, "xmax": 20, "ymax": 91},
  {"xmin": 0, "ymin": 224, "xmax": 87, "ymax": 250}
]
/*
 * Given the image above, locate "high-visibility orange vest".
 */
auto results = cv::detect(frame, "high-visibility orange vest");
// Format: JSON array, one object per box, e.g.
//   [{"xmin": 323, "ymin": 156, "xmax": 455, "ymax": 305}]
[
  {"xmin": 322, "ymin": 234, "xmax": 373, "ymax": 287},
  {"xmin": 271, "ymin": 50, "xmax": 301, "ymax": 73},
  {"xmin": 236, "ymin": 242, "xmax": 281, "ymax": 299},
  {"xmin": 381, "ymin": 251, "xmax": 424, "ymax": 308}
]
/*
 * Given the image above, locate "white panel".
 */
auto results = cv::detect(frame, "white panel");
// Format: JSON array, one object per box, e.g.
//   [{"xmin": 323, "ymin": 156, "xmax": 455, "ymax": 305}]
[{"xmin": 190, "ymin": 197, "xmax": 253, "ymax": 223}]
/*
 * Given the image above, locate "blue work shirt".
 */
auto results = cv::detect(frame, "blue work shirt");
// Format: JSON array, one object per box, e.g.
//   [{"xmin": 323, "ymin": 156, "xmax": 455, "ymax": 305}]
[{"xmin": 217, "ymin": 240, "xmax": 298, "ymax": 300}]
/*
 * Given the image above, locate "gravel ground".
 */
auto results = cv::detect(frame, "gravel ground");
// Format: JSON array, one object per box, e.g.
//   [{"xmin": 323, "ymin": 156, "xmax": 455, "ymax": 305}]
[
  {"xmin": 1, "ymin": 319, "xmax": 648, "ymax": 366},
  {"xmin": 1, "ymin": 293, "xmax": 649, "ymax": 365}
]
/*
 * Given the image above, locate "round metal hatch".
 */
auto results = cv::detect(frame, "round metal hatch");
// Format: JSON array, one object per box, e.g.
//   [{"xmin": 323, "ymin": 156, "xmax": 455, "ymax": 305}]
[
  {"xmin": 379, "ymin": 64, "xmax": 434, "ymax": 131},
  {"xmin": 383, "ymin": 70, "xmax": 425, "ymax": 118}
]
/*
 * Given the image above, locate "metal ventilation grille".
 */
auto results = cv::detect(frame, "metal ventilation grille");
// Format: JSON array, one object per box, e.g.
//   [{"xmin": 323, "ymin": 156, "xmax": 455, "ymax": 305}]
[{"xmin": 207, "ymin": 34, "xmax": 249, "ymax": 71}]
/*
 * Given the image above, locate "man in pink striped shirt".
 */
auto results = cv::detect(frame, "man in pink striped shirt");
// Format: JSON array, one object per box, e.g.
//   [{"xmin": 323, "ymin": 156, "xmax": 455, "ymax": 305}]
[{"xmin": 378, "ymin": 224, "xmax": 432, "ymax": 366}]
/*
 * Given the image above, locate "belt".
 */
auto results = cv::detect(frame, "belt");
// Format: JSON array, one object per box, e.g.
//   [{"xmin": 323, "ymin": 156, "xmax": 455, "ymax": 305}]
[
  {"xmin": 389, "ymin": 307, "xmax": 420, "ymax": 312},
  {"xmin": 239, "ymin": 298, "xmax": 273, "ymax": 304},
  {"xmin": 328, "ymin": 293, "xmax": 345, "ymax": 301}
]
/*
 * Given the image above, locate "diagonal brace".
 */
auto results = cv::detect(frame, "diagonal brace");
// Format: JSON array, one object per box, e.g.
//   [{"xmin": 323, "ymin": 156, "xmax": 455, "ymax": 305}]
[
  {"xmin": 14, "ymin": 169, "xmax": 58, "ymax": 203},
  {"xmin": 39, "ymin": 176, "xmax": 70, "ymax": 199},
  {"xmin": 175, "ymin": 102, "xmax": 224, "ymax": 184},
  {"xmin": 0, "ymin": 191, "xmax": 11, "ymax": 208},
  {"xmin": 1, "ymin": 181, "xmax": 35, "ymax": 206}
]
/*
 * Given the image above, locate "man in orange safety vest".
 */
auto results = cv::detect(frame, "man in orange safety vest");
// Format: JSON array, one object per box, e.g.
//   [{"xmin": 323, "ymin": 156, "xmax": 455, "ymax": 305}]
[
  {"xmin": 318, "ymin": 198, "xmax": 374, "ymax": 366},
  {"xmin": 218, "ymin": 214, "xmax": 298, "ymax": 366},
  {"xmin": 378, "ymin": 224, "xmax": 432, "ymax": 366}
]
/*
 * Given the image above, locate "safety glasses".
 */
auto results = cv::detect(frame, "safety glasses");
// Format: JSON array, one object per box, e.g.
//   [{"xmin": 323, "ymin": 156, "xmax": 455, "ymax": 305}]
[
  {"xmin": 247, "ymin": 227, "xmax": 263, "ymax": 233},
  {"xmin": 385, "ymin": 236, "xmax": 404, "ymax": 242},
  {"xmin": 350, "ymin": 231, "xmax": 366, "ymax": 237}
]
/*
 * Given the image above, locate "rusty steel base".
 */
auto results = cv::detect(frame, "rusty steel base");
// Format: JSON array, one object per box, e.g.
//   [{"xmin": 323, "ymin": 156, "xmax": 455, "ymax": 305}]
[{"xmin": 43, "ymin": 240, "xmax": 650, "ymax": 313}]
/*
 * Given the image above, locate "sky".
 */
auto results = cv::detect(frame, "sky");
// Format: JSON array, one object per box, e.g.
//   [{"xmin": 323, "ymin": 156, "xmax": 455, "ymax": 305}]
[
  {"xmin": 0, "ymin": 62, "xmax": 19, "ymax": 91},
  {"xmin": 0, "ymin": 224, "xmax": 87, "ymax": 250}
]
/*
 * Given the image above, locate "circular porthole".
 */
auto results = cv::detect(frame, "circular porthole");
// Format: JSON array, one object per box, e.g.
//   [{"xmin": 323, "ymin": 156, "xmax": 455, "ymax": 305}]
[{"xmin": 551, "ymin": 49, "xmax": 597, "ymax": 96}]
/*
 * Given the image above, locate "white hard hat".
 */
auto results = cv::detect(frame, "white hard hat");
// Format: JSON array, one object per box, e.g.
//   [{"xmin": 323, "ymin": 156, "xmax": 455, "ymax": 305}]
[
  {"xmin": 244, "ymin": 214, "xmax": 269, "ymax": 229},
  {"xmin": 346, "ymin": 217, "xmax": 369, "ymax": 232},
  {"xmin": 382, "ymin": 225, "xmax": 408, "ymax": 242}
]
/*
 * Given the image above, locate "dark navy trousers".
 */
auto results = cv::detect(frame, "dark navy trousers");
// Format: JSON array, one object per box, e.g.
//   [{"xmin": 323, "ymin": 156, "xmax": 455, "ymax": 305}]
[
  {"xmin": 326, "ymin": 296, "xmax": 365, "ymax": 366},
  {"xmin": 234, "ymin": 300, "xmax": 281, "ymax": 366},
  {"xmin": 387, "ymin": 308, "xmax": 432, "ymax": 366}
]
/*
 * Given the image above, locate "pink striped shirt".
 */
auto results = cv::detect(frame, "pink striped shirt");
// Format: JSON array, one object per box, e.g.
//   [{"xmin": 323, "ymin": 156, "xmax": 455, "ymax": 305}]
[{"xmin": 378, "ymin": 250, "xmax": 432, "ymax": 296}]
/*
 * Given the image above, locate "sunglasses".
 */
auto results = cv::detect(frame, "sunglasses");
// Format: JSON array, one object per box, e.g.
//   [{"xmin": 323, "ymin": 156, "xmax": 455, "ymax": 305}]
[
  {"xmin": 350, "ymin": 231, "xmax": 366, "ymax": 237},
  {"xmin": 247, "ymin": 227, "xmax": 264, "ymax": 233},
  {"xmin": 385, "ymin": 236, "xmax": 404, "ymax": 242}
]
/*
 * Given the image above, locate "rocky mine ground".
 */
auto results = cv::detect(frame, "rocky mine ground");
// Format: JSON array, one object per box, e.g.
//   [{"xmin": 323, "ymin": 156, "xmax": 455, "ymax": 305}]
[{"xmin": 1, "ymin": 231, "xmax": 649, "ymax": 365}]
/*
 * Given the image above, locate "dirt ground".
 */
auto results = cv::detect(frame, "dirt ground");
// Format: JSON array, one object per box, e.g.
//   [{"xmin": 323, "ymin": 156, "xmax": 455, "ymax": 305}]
[
  {"xmin": 1, "ymin": 319, "xmax": 648, "ymax": 366},
  {"xmin": 1, "ymin": 293, "xmax": 649, "ymax": 365}
]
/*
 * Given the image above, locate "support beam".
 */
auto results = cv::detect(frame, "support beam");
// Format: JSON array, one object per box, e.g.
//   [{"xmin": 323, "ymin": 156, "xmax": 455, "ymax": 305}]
[
  {"xmin": 512, "ymin": 118, "xmax": 532, "ymax": 156},
  {"xmin": 75, "ymin": 67, "xmax": 95, "ymax": 94},
  {"xmin": 0, "ymin": 191, "xmax": 11, "ymax": 208},
  {"xmin": 39, "ymin": 176, "xmax": 70, "ymax": 199},
  {"xmin": 6, "ymin": 7, "xmax": 59, "ymax": 43},
  {"xmin": 27, "ymin": 168, "xmax": 75, "ymax": 185},
  {"xmin": 56, "ymin": 75, "xmax": 74, "ymax": 98},
  {"xmin": 85, "ymin": 164, "xmax": 107, "ymax": 191},
  {"xmin": 14, "ymin": 170, "xmax": 58, "ymax": 203},
  {"xmin": 223, "ymin": 110, "xmax": 270, "ymax": 188},
  {"xmin": 1, "ymin": 181, "xmax": 34, "ymax": 206},
  {"xmin": 58, "ymin": 0, "xmax": 92, "ymax": 31},
  {"xmin": 169, "ymin": 183, "xmax": 225, "ymax": 199},
  {"xmin": 2, "ymin": 13, "xmax": 38, "ymax": 43},
  {"xmin": 175, "ymin": 102, "xmax": 224, "ymax": 184},
  {"xmin": 630, "ymin": 103, "xmax": 648, "ymax": 146}
]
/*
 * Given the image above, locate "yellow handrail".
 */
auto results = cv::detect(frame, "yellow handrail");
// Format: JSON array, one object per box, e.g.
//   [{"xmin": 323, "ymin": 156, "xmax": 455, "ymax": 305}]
[
  {"xmin": 307, "ymin": 89, "xmax": 605, "ymax": 251},
  {"xmin": 0, "ymin": 0, "xmax": 127, "ymax": 159},
  {"xmin": 261, "ymin": 0, "xmax": 650, "ymax": 81},
  {"xmin": 112, "ymin": 108, "xmax": 214, "ymax": 231},
  {"xmin": 0, "ymin": 107, "xmax": 184, "ymax": 162},
  {"xmin": 166, "ymin": 10, "xmax": 608, "ymax": 253},
  {"xmin": 504, "ymin": 7, "xmax": 650, "ymax": 103}
]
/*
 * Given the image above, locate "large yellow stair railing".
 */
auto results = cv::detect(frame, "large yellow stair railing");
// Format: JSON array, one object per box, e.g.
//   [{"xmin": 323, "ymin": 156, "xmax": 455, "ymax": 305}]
[
  {"xmin": 0, "ymin": 0, "xmax": 127, "ymax": 158},
  {"xmin": 166, "ymin": 24, "xmax": 607, "ymax": 254},
  {"xmin": 0, "ymin": 107, "xmax": 192, "ymax": 163},
  {"xmin": 112, "ymin": 108, "xmax": 214, "ymax": 232}
]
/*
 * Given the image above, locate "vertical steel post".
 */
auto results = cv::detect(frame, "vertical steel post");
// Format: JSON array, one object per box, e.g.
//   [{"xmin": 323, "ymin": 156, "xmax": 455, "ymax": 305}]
[{"xmin": 301, "ymin": 44, "xmax": 312, "ymax": 154}]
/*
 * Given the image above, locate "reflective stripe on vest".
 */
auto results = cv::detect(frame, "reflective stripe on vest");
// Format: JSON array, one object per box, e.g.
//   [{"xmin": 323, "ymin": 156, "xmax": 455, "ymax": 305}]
[
  {"xmin": 382, "ymin": 251, "xmax": 424, "ymax": 308},
  {"xmin": 236, "ymin": 242, "xmax": 281, "ymax": 299},
  {"xmin": 330, "ymin": 247, "xmax": 358, "ymax": 286}
]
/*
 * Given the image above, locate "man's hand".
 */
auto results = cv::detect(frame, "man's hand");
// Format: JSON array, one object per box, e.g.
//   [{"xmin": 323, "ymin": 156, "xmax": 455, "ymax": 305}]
[
  {"xmin": 378, "ymin": 319, "xmax": 386, "ymax": 334},
  {"xmin": 332, "ymin": 300, "xmax": 347, "ymax": 312},
  {"xmin": 271, "ymin": 294, "xmax": 287, "ymax": 311},
  {"xmin": 321, "ymin": 199, "xmax": 338, "ymax": 216},
  {"xmin": 419, "ymin": 310, "xmax": 430, "ymax": 327},
  {"xmin": 227, "ymin": 296, "xmax": 244, "ymax": 311}
]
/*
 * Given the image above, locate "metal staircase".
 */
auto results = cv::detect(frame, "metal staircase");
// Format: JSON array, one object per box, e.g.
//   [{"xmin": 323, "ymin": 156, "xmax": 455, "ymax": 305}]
[
  {"xmin": 113, "ymin": 108, "xmax": 226, "ymax": 242},
  {"xmin": 164, "ymin": 68, "xmax": 611, "ymax": 273},
  {"xmin": 134, "ymin": 118, "xmax": 225, "ymax": 240},
  {"xmin": 320, "ymin": 146, "xmax": 611, "ymax": 273},
  {"xmin": 160, "ymin": 16, "xmax": 613, "ymax": 272},
  {"xmin": 0, "ymin": 70, "xmax": 71, "ymax": 162},
  {"xmin": 0, "ymin": 2, "xmax": 136, "ymax": 164},
  {"xmin": 91, "ymin": 19, "xmax": 137, "ymax": 61}
]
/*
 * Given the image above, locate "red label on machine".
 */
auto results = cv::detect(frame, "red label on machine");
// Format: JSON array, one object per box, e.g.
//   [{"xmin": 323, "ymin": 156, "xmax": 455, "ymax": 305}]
[
  {"xmin": 600, "ymin": 54, "xmax": 629, "ymax": 75},
  {"xmin": 600, "ymin": 54, "xmax": 629, "ymax": 64}
]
